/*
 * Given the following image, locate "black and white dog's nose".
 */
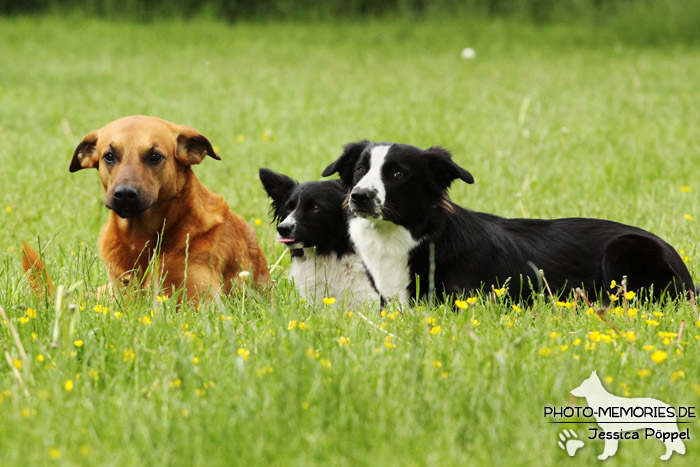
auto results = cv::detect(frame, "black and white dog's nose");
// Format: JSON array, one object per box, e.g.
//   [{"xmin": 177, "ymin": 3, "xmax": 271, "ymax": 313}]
[
  {"xmin": 277, "ymin": 222, "xmax": 294, "ymax": 238},
  {"xmin": 351, "ymin": 188, "xmax": 372, "ymax": 205}
]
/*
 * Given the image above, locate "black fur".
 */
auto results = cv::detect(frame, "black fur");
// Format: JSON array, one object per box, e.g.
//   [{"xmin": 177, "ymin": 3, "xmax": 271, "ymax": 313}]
[
  {"xmin": 259, "ymin": 168, "xmax": 353, "ymax": 258},
  {"xmin": 323, "ymin": 142, "xmax": 695, "ymax": 302}
]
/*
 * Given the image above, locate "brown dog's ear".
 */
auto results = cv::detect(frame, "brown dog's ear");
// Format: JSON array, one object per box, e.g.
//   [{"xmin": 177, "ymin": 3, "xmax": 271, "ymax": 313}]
[
  {"xmin": 176, "ymin": 126, "xmax": 221, "ymax": 165},
  {"xmin": 69, "ymin": 131, "xmax": 99, "ymax": 172}
]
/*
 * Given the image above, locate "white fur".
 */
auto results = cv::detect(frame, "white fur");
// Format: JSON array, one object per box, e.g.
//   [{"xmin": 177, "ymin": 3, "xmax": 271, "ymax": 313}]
[
  {"xmin": 290, "ymin": 248, "xmax": 378, "ymax": 306},
  {"xmin": 349, "ymin": 217, "xmax": 420, "ymax": 304},
  {"xmin": 354, "ymin": 145, "xmax": 390, "ymax": 205}
]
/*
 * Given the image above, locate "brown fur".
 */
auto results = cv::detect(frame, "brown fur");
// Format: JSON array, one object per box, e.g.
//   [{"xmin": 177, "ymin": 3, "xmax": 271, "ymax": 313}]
[
  {"xmin": 69, "ymin": 115, "xmax": 269, "ymax": 300},
  {"xmin": 22, "ymin": 241, "xmax": 54, "ymax": 297}
]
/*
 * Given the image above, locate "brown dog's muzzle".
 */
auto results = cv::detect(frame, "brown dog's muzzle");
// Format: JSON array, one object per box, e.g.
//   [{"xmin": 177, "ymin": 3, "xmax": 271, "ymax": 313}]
[{"xmin": 106, "ymin": 183, "xmax": 149, "ymax": 218}]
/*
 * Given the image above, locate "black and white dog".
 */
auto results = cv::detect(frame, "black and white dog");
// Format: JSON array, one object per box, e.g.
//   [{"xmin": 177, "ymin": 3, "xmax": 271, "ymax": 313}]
[
  {"xmin": 322, "ymin": 141, "xmax": 694, "ymax": 304},
  {"xmin": 259, "ymin": 168, "xmax": 378, "ymax": 305}
]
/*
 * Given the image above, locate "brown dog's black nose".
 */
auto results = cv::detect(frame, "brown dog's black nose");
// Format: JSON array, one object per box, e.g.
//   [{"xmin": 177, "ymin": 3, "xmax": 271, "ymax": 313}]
[
  {"xmin": 113, "ymin": 184, "xmax": 139, "ymax": 202},
  {"xmin": 112, "ymin": 184, "xmax": 142, "ymax": 217}
]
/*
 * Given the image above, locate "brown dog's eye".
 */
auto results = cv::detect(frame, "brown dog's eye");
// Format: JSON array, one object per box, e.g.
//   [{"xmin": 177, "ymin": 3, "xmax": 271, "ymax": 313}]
[
  {"xmin": 148, "ymin": 152, "xmax": 163, "ymax": 163},
  {"xmin": 356, "ymin": 167, "xmax": 366, "ymax": 176},
  {"xmin": 393, "ymin": 170, "xmax": 405, "ymax": 179},
  {"xmin": 103, "ymin": 152, "xmax": 115, "ymax": 164}
]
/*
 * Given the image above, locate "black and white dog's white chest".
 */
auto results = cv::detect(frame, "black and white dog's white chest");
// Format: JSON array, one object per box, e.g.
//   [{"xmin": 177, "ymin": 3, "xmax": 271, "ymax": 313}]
[
  {"xmin": 348, "ymin": 217, "xmax": 421, "ymax": 304},
  {"xmin": 290, "ymin": 248, "xmax": 378, "ymax": 305}
]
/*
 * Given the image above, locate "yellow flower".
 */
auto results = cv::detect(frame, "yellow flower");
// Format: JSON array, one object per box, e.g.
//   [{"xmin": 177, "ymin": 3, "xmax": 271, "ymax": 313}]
[
  {"xmin": 322, "ymin": 297, "xmax": 336, "ymax": 305},
  {"xmin": 429, "ymin": 326, "xmax": 441, "ymax": 335},
  {"xmin": 36, "ymin": 354, "xmax": 44, "ymax": 362},
  {"xmin": 610, "ymin": 280, "xmax": 616, "ymax": 289},
  {"xmin": 588, "ymin": 331, "xmax": 601, "ymax": 342},
  {"xmin": 471, "ymin": 319, "xmax": 480, "ymax": 326},
  {"xmin": 538, "ymin": 347, "xmax": 552, "ymax": 356},
  {"xmin": 298, "ymin": 322, "xmax": 308, "ymax": 330},
  {"xmin": 337, "ymin": 336, "xmax": 350, "ymax": 347},
  {"xmin": 556, "ymin": 301, "xmax": 573, "ymax": 309},
  {"xmin": 346, "ymin": 311, "xmax": 353, "ymax": 319},
  {"xmin": 467, "ymin": 297, "xmax": 478, "ymax": 305},
  {"xmin": 604, "ymin": 376, "xmax": 613, "ymax": 383},
  {"xmin": 156, "ymin": 294, "xmax": 168, "ymax": 302},
  {"xmin": 653, "ymin": 311, "xmax": 664, "ymax": 317},
  {"xmin": 254, "ymin": 218, "xmax": 263, "ymax": 226},
  {"xmin": 658, "ymin": 331, "xmax": 676, "ymax": 339},
  {"xmin": 432, "ymin": 360, "xmax": 442, "ymax": 368},
  {"xmin": 123, "ymin": 348, "xmax": 135, "ymax": 362},
  {"xmin": 4, "ymin": 206, "xmax": 11, "ymax": 214},
  {"xmin": 301, "ymin": 401, "xmax": 309, "ymax": 410},
  {"xmin": 628, "ymin": 308, "xmax": 638, "ymax": 318},
  {"xmin": 572, "ymin": 338, "xmax": 581, "ymax": 346},
  {"xmin": 681, "ymin": 186, "xmax": 691, "ymax": 193},
  {"xmin": 585, "ymin": 307, "xmax": 595, "ymax": 315},
  {"xmin": 64, "ymin": 379, "xmax": 74, "ymax": 391},
  {"xmin": 440, "ymin": 372, "xmax": 449, "ymax": 379},
  {"xmin": 237, "ymin": 348, "xmax": 250, "ymax": 361},
  {"xmin": 550, "ymin": 332, "xmax": 561, "ymax": 339},
  {"xmin": 384, "ymin": 336, "xmax": 396, "ymax": 349},
  {"xmin": 73, "ymin": 340, "xmax": 84, "ymax": 347},
  {"xmin": 48, "ymin": 448, "xmax": 62, "ymax": 459},
  {"xmin": 493, "ymin": 288, "xmax": 506, "ymax": 297},
  {"xmin": 650, "ymin": 349, "xmax": 668, "ymax": 364},
  {"xmin": 624, "ymin": 291, "xmax": 636, "ymax": 300},
  {"xmin": 454, "ymin": 299, "xmax": 468, "ymax": 309},
  {"xmin": 114, "ymin": 311, "xmax": 123, "ymax": 319},
  {"xmin": 31, "ymin": 332, "xmax": 37, "ymax": 340},
  {"xmin": 13, "ymin": 359, "xmax": 22, "ymax": 369},
  {"xmin": 288, "ymin": 320, "xmax": 298, "ymax": 330},
  {"xmin": 139, "ymin": 316, "xmax": 151, "ymax": 325},
  {"xmin": 671, "ymin": 370, "xmax": 685, "ymax": 381},
  {"xmin": 26, "ymin": 308, "xmax": 36, "ymax": 319},
  {"xmin": 236, "ymin": 134, "xmax": 246, "ymax": 143},
  {"xmin": 645, "ymin": 319, "xmax": 660, "ymax": 326},
  {"xmin": 320, "ymin": 359, "xmax": 331, "ymax": 368},
  {"xmin": 425, "ymin": 317, "xmax": 436, "ymax": 325},
  {"xmin": 684, "ymin": 214, "xmax": 693, "ymax": 221},
  {"xmin": 625, "ymin": 330, "xmax": 636, "ymax": 341},
  {"xmin": 638, "ymin": 369, "xmax": 651, "ymax": 377},
  {"xmin": 192, "ymin": 357, "xmax": 200, "ymax": 364},
  {"xmin": 511, "ymin": 304, "xmax": 521, "ymax": 313},
  {"xmin": 19, "ymin": 317, "xmax": 29, "ymax": 324},
  {"xmin": 642, "ymin": 345, "xmax": 655, "ymax": 351},
  {"xmin": 609, "ymin": 294, "xmax": 618, "ymax": 302}
]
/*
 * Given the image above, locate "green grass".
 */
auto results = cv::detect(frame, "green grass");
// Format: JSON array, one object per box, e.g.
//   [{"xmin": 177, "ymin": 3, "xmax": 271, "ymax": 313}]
[{"xmin": 1, "ymin": 16, "xmax": 700, "ymax": 465}]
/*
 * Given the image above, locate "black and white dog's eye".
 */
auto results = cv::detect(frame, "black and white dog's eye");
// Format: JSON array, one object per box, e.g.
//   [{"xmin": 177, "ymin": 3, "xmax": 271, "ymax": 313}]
[
  {"xmin": 356, "ymin": 167, "xmax": 366, "ymax": 176},
  {"xmin": 393, "ymin": 170, "xmax": 405, "ymax": 179},
  {"xmin": 311, "ymin": 205, "xmax": 321, "ymax": 212},
  {"xmin": 149, "ymin": 152, "xmax": 163, "ymax": 163},
  {"xmin": 103, "ymin": 152, "xmax": 115, "ymax": 164}
]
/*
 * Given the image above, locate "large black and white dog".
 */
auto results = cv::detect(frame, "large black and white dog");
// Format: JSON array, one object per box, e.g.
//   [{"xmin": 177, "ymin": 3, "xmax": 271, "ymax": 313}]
[
  {"xmin": 322, "ymin": 141, "xmax": 694, "ymax": 304},
  {"xmin": 259, "ymin": 168, "xmax": 378, "ymax": 305}
]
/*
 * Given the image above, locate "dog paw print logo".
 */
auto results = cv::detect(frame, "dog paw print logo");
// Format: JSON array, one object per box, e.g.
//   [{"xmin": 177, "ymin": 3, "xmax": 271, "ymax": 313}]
[{"xmin": 557, "ymin": 429, "xmax": 584, "ymax": 456}]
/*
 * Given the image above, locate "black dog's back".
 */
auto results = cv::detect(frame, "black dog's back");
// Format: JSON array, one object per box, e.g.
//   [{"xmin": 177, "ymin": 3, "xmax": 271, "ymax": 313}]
[{"xmin": 411, "ymin": 205, "xmax": 693, "ymax": 301}]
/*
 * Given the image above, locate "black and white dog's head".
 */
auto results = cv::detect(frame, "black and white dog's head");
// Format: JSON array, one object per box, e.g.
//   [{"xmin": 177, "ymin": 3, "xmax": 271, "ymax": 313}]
[
  {"xmin": 322, "ymin": 141, "xmax": 474, "ymax": 230},
  {"xmin": 259, "ymin": 168, "xmax": 351, "ymax": 255}
]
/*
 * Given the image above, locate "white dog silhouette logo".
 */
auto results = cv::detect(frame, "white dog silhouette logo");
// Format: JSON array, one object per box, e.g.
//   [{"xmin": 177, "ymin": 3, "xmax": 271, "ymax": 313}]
[{"xmin": 571, "ymin": 370, "xmax": 686, "ymax": 461}]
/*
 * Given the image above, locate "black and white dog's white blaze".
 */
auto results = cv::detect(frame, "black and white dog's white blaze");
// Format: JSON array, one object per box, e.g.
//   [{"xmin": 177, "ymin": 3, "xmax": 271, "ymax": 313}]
[
  {"xmin": 321, "ymin": 140, "xmax": 694, "ymax": 304},
  {"xmin": 259, "ymin": 168, "xmax": 377, "ymax": 305}
]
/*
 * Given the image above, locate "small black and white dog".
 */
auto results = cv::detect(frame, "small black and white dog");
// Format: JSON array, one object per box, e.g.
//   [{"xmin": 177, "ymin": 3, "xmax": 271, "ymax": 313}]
[
  {"xmin": 259, "ymin": 168, "xmax": 378, "ymax": 305},
  {"xmin": 322, "ymin": 141, "xmax": 695, "ymax": 304}
]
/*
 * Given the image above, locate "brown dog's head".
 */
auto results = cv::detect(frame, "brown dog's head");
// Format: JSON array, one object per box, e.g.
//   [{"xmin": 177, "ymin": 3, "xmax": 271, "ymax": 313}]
[{"xmin": 70, "ymin": 115, "xmax": 220, "ymax": 218}]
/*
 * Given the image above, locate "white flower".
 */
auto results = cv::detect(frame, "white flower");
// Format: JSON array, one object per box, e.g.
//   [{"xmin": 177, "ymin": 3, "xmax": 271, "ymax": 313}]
[
  {"xmin": 460, "ymin": 48, "xmax": 476, "ymax": 60},
  {"xmin": 238, "ymin": 271, "xmax": 251, "ymax": 279}
]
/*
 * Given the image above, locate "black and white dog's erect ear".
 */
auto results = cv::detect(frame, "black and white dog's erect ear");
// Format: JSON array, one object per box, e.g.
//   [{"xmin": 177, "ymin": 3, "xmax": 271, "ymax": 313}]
[
  {"xmin": 423, "ymin": 146, "xmax": 474, "ymax": 191},
  {"xmin": 259, "ymin": 168, "xmax": 298, "ymax": 222},
  {"xmin": 322, "ymin": 140, "xmax": 371, "ymax": 188}
]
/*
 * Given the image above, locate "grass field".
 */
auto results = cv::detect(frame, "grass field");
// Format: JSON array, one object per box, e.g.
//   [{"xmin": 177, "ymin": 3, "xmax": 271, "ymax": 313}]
[{"xmin": 1, "ymin": 15, "xmax": 700, "ymax": 465}]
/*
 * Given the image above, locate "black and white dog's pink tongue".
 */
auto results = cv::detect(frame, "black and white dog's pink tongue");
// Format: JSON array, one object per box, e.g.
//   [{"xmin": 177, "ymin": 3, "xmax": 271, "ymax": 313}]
[{"xmin": 277, "ymin": 237, "xmax": 296, "ymax": 243}]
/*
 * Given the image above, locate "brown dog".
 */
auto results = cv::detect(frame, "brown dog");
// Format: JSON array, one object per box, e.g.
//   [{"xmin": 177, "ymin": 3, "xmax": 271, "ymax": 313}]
[{"xmin": 69, "ymin": 115, "xmax": 269, "ymax": 300}]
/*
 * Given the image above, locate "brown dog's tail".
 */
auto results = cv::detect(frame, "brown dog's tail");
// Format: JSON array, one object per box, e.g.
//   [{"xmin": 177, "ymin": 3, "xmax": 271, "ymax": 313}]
[{"xmin": 22, "ymin": 241, "xmax": 54, "ymax": 296}]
